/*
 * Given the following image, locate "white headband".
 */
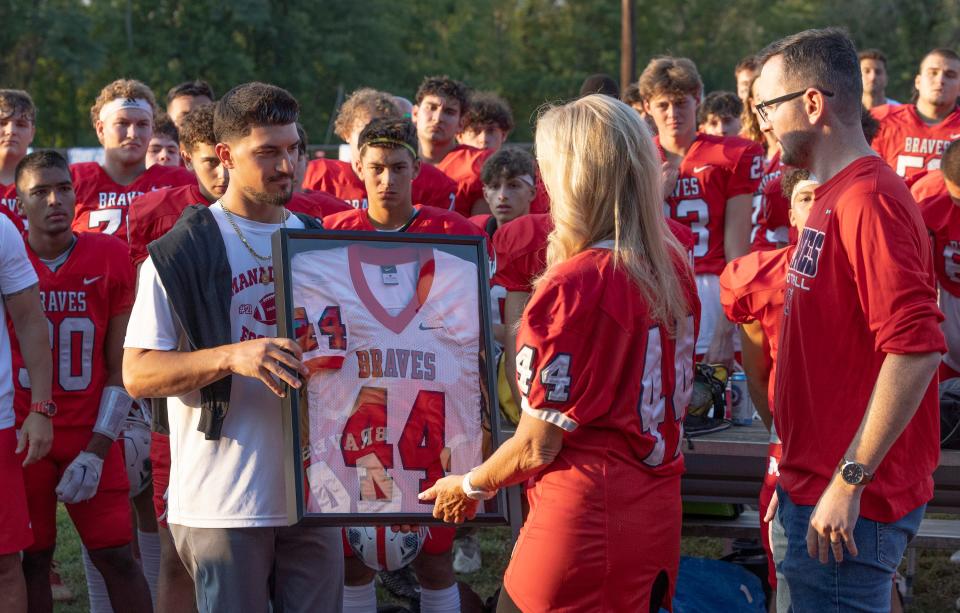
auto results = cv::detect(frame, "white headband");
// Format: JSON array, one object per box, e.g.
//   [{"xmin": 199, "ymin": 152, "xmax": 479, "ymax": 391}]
[
  {"xmin": 792, "ymin": 179, "xmax": 819, "ymax": 199},
  {"xmin": 485, "ymin": 174, "xmax": 535, "ymax": 188},
  {"xmin": 98, "ymin": 97, "xmax": 153, "ymax": 122}
]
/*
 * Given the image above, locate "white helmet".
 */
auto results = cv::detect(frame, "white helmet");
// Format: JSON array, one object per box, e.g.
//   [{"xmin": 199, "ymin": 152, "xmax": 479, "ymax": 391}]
[
  {"xmin": 119, "ymin": 399, "xmax": 152, "ymax": 497},
  {"xmin": 346, "ymin": 525, "xmax": 427, "ymax": 571}
]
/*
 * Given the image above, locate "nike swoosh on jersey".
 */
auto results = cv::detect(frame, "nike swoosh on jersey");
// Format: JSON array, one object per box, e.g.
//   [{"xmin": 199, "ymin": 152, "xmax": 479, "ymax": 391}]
[
  {"xmin": 83, "ymin": 276, "xmax": 103, "ymax": 285},
  {"xmin": 950, "ymin": 134, "xmax": 960, "ymax": 140},
  {"xmin": 418, "ymin": 322, "xmax": 443, "ymax": 330},
  {"xmin": 693, "ymin": 165, "xmax": 712, "ymax": 173}
]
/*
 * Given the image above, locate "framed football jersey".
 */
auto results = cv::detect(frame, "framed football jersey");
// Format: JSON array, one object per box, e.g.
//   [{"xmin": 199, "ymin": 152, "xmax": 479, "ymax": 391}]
[{"xmin": 273, "ymin": 229, "xmax": 508, "ymax": 525}]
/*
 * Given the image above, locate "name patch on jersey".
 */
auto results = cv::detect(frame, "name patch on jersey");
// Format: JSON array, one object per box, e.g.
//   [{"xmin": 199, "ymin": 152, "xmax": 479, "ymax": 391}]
[
  {"xmin": 787, "ymin": 227, "xmax": 825, "ymax": 290},
  {"xmin": 671, "ymin": 177, "xmax": 702, "ymax": 198},
  {"xmin": 41, "ymin": 290, "xmax": 87, "ymax": 312},
  {"xmin": 356, "ymin": 348, "xmax": 437, "ymax": 381},
  {"xmin": 903, "ymin": 137, "xmax": 952, "ymax": 156},
  {"xmin": 98, "ymin": 191, "xmax": 144, "ymax": 208}
]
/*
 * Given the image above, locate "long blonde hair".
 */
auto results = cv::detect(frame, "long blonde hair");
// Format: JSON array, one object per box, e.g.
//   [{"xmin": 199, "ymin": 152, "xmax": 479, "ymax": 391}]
[{"xmin": 534, "ymin": 94, "xmax": 692, "ymax": 330}]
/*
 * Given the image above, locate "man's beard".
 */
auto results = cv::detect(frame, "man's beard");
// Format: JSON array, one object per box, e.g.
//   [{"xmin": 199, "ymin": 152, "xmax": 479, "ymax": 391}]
[
  {"xmin": 778, "ymin": 130, "xmax": 816, "ymax": 170},
  {"xmin": 243, "ymin": 183, "xmax": 293, "ymax": 208}
]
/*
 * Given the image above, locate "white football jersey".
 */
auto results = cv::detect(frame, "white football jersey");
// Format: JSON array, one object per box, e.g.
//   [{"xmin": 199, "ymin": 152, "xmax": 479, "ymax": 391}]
[{"xmin": 291, "ymin": 244, "xmax": 482, "ymax": 515}]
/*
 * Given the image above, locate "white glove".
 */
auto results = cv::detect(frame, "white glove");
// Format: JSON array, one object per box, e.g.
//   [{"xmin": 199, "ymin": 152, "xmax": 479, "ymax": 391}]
[{"xmin": 56, "ymin": 451, "xmax": 104, "ymax": 504}]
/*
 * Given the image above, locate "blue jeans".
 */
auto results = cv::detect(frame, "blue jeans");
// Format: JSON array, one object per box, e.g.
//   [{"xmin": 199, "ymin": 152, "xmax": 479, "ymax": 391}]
[{"xmin": 771, "ymin": 485, "xmax": 923, "ymax": 612}]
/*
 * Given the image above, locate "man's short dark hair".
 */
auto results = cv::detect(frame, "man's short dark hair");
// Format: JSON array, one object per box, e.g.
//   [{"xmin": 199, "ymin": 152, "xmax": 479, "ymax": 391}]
[
  {"xmin": 178, "ymin": 103, "xmax": 216, "ymax": 152},
  {"xmin": 697, "ymin": 91, "xmax": 743, "ymax": 125},
  {"xmin": 153, "ymin": 113, "xmax": 179, "ymax": 142},
  {"xmin": 481, "ymin": 147, "xmax": 535, "ymax": 185},
  {"xmin": 214, "ymin": 82, "xmax": 299, "ymax": 143},
  {"xmin": 167, "ymin": 80, "xmax": 215, "ymax": 105},
  {"xmin": 735, "ymin": 55, "xmax": 758, "ymax": 75},
  {"xmin": 358, "ymin": 117, "xmax": 418, "ymax": 161},
  {"xmin": 942, "ymin": 140, "xmax": 960, "ymax": 186},
  {"xmin": 922, "ymin": 48, "xmax": 960, "ymax": 66},
  {"xmin": 781, "ymin": 167, "xmax": 812, "ymax": 200},
  {"xmin": 622, "ymin": 82, "xmax": 643, "ymax": 106},
  {"xmin": 296, "ymin": 122, "xmax": 307, "ymax": 157},
  {"xmin": 463, "ymin": 92, "xmax": 514, "ymax": 133},
  {"xmin": 858, "ymin": 49, "xmax": 888, "ymax": 67},
  {"xmin": 757, "ymin": 27, "xmax": 862, "ymax": 125},
  {"xmin": 415, "ymin": 76, "xmax": 470, "ymax": 114},
  {"xmin": 15, "ymin": 150, "xmax": 70, "ymax": 194},
  {"xmin": 0, "ymin": 90, "xmax": 36, "ymax": 124},
  {"xmin": 579, "ymin": 74, "xmax": 620, "ymax": 98}
]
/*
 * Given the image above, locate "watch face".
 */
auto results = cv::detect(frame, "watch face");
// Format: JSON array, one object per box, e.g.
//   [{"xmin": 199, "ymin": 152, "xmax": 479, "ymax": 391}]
[{"xmin": 841, "ymin": 462, "xmax": 864, "ymax": 484}]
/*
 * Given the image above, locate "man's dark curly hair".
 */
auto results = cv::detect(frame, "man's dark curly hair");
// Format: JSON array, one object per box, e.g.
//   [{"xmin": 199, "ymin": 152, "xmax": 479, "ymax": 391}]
[
  {"xmin": 697, "ymin": 91, "xmax": 743, "ymax": 125},
  {"xmin": 481, "ymin": 147, "xmax": 535, "ymax": 185},
  {"xmin": 415, "ymin": 76, "xmax": 471, "ymax": 114},
  {"xmin": 781, "ymin": 167, "xmax": 813, "ymax": 200},
  {"xmin": 463, "ymin": 91, "xmax": 514, "ymax": 133},
  {"xmin": 152, "ymin": 112, "xmax": 179, "ymax": 142},
  {"xmin": 178, "ymin": 103, "xmax": 216, "ymax": 152},
  {"xmin": 214, "ymin": 82, "xmax": 299, "ymax": 143},
  {"xmin": 358, "ymin": 117, "xmax": 419, "ymax": 161}
]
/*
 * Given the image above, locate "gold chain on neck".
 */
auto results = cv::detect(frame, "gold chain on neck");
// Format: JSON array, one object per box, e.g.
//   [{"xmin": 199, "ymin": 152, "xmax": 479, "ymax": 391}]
[{"xmin": 220, "ymin": 204, "xmax": 288, "ymax": 263}]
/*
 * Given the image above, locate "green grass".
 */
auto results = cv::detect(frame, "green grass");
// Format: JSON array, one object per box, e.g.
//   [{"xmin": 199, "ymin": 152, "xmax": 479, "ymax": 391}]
[{"xmin": 51, "ymin": 507, "xmax": 959, "ymax": 612}]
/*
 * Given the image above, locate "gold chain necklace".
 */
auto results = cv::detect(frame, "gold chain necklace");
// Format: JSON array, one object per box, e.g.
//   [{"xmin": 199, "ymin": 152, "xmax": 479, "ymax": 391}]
[{"xmin": 220, "ymin": 204, "xmax": 288, "ymax": 263}]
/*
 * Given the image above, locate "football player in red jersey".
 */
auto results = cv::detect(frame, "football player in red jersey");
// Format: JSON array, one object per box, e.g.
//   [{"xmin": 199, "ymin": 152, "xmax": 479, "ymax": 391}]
[
  {"xmin": 871, "ymin": 48, "xmax": 960, "ymax": 178},
  {"xmin": 640, "ymin": 56, "xmax": 764, "ymax": 363},
  {"xmin": 757, "ymin": 28, "xmax": 944, "ymax": 612},
  {"xmin": 302, "ymin": 87, "xmax": 457, "ymax": 212},
  {"xmin": 697, "ymin": 91, "xmax": 743, "ymax": 138},
  {"xmin": 720, "ymin": 167, "xmax": 817, "ymax": 603},
  {"xmin": 324, "ymin": 117, "xmax": 487, "ymax": 613},
  {"xmin": 290, "ymin": 123, "xmax": 351, "ymax": 219},
  {"xmin": 414, "ymin": 76, "xmax": 494, "ymax": 217},
  {"xmin": 860, "ymin": 49, "xmax": 899, "ymax": 110},
  {"xmin": 422, "ymin": 94, "xmax": 699, "ymax": 613},
  {"xmin": 146, "ymin": 113, "xmax": 181, "ymax": 168},
  {"xmin": 457, "ymin": 91, "xmax": 513, "ymax": 151},
  {"xmin": 744, "ymin": 76, "xmax": 791, "ymax": 251},
  {"xmin": 71, "ymin": 79, "xmax": 195, "ymax": 242},
  {"xmin": 166, "ymin": 80, "xmax": 215, "ymax": 128},
  {"xmin": 735, "ymin": 55, "xmax": 759, "ymax": 105},
  {"xmin": 0, "ymin": 90, "xmax": 35, "ymax": 230},
  {"xmin": 12, "ymin": 151, "xmax": 151, "ymax": 613}
]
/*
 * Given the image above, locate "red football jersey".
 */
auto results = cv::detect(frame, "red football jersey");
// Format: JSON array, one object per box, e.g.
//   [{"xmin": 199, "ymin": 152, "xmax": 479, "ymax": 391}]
[
  {"xmin": 302, "ymin": 158, "xmax": 457, "ymax": 212},
  {"xmin": 658, "ymin": 134, "xmax": 765, "ymax": 275},
  {"xmin": 70, "ymin": 162, "xmax": 196, "ymax": 243},
  {"xmin": 720, "ymin": 247, "xmax": 793, "ymax": 411},
  {"xmin": 127, "ymin": 184, "xmax": 210, "ymax": 266},
  {"xmin": 434, "ymin": 145, "xmax": 494, "ymax": 217},
  {"xmin": 776, "ymin": 156, "xmax": 945, "ymax": 522},
  {"xmin": 751, "ymin": 152, "xmax": 791, "ymax": 251},
  {"xmin": 0, "ymin": 182, "xmax": 24, "ymax": 231},
  {"xmin": 910, "ymin": 168, "xmax": 948, "ymax": 204},
  {"xmin": 530, "ymin": 178, "xmax": 551, "ymax": 215},
  {"xmin": 870, "ymin": 104, "xmax": 960, "ymax": 179},
  {"xmin": 11, "ymin": 233, "xmax": 135, "ymax": 428},
  {"xmin": 288, "ymin": 190, "xmax": 352, "ymax": 220},
  {"xmin": 918, "ymin": 190, "xmax": 960, "ymax": 296}
]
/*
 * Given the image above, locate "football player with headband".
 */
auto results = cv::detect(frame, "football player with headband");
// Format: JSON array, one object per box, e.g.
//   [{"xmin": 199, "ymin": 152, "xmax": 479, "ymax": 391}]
[
  {"xmin": 11, "ymin": 150, "xmax": 151, "ymax": 613},
  {"xmin": 640, "ymin": 56, "xmax": 764, "ymax": 364},
  {"xmin": 71, "ymin": 79, "xmax": 195, "ymax": 243},
  {"xmin": 421, "ymin": 94, "xmax": 700, "ymax": 613},
  {"xmin": 323, "ymin": 116, "xmax": 490, "ymax": 613}
]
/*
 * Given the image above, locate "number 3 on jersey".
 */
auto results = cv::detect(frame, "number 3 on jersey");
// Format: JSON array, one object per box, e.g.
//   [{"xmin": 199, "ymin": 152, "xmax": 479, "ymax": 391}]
[{"xmin": 671, "ymin": 199, "xmax": 709, "ymax": 258}]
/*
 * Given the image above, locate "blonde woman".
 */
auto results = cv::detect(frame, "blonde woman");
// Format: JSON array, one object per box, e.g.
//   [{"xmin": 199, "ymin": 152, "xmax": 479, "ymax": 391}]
[{"xmin": 420, "ymin": 95, "xmax": 700, "ymax": 612}]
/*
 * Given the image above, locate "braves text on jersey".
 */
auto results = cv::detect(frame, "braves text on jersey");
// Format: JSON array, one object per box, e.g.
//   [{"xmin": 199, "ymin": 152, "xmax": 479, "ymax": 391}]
[
  {"xmin": 0, "ymin": 183, "xmax": 25, "ymax": 231},
  {"xmin": 776, "ymin": 155, "xmax": 945, "ymax": 523},
  {"xmin": 658, "ymin": 134, "xmax": 765, "ymax": 275},
  {"xmin": 70, "ymin": 162, "xmax": 196, "ymax": 242},
  {"xmin": 434, "ymin": 145, "xmax": 494, "ymax": 217},
  {"xmin": 871, "ymin": 103, "xmax": 960, "ymax": 179},
  {"xmin": 751, "ymin": 151, "xmax": 791, "ymax": 251},
  {"xmin": 11, "ymin": 233, "xmax": 135, "ymax": 428},
  {"xmin": 302, "ymin": 158, "xmax": 458, "ymax": 212},
  {"xmin": 291, "ymin": 245, "xmax": 482, "ymax": 514}
]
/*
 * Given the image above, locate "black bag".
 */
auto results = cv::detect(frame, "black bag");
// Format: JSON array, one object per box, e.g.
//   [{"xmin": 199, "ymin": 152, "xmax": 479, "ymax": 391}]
[{"xmin": 940, "ymin": 378, "xmax": 960, "ymax": 449}]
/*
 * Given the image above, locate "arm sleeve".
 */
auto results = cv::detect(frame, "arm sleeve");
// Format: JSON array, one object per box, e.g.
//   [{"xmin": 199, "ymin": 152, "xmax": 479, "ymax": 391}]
[
  {"xmin": 727, "ymin": 142, "xmax": 765, "ymax": 198},
  {"xmin": 839, "ymin": 190, "xmax": 946, "ymax": 354},
  {"xmin": 0, "ymin": 216, "xmax": 37, "ymax": 297},
  {"xmin": 123, "ymin": 256, "xmax": 181, "ymax": 351}
]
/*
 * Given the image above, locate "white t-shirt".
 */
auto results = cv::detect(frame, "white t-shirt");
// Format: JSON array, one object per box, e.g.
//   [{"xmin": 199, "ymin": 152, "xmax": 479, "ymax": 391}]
[
  {"xmin": 124, "ymin": 203, "xmax": 304, "ymax": 527},
  {"xmin": 0, "ymin": 216, "xmax": 39, "ymax": 430}
]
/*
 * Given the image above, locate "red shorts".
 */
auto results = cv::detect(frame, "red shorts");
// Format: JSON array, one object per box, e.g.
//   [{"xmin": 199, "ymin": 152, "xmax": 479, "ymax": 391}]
[
  {"xmin": 0, "ymin": 427, "xmax": 32, "ymax": 554},
  {"xmin": 20, "ymin": 427, "xmax": 131, "ymax": 552},
  {"xmin": 150, "ymin": 431, "xmax": 171, "ymax": 527},
  {"xmin": 758, "ymin": 440, "xmax": 783, "ymax": 589},
  {"xmin": 341, "ymin": 524, "xmax": 455, "ymax": 560}
]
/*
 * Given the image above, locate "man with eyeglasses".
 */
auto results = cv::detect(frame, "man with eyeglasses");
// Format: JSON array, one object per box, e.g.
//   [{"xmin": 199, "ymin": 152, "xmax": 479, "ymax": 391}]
[
  {"xmin": 639, "ymin": 56, "xmax": 764, "ymax": 365},
  {"xmin": 870, "ymin": 48, "xmax": 960, "ymax": 179},
  {"xmin": 756, "ymin": 28, "xmax": 944, "ymax": 612}
]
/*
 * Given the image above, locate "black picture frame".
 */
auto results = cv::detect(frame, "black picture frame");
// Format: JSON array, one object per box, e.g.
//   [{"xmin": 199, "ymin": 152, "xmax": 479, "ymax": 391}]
[{"xmin": 273, "ymin": 229, "xmax": 508, "ymax": 526}]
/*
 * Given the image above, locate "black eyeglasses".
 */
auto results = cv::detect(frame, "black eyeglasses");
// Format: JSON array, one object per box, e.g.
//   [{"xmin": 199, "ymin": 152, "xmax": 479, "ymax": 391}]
[{"xmin": 755, "ymin": 88, "xmax": 835, "ymax": 122}]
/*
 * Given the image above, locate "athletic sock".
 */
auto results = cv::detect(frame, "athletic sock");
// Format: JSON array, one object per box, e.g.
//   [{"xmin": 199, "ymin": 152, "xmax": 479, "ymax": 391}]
[
  {"xmin": 81, "ymin": 546, "xmax": 112, "ymax": 613},
  {"xmin": 420, "ymin": 584, "xmax": 461, "ymax": 613},
  {"xmin": 342, "ymin": 580, "xmax": 377, "ymax": 613},
  {"xmin": 138, "ymin": 529, "xmax": 161, "ymax": 604}
]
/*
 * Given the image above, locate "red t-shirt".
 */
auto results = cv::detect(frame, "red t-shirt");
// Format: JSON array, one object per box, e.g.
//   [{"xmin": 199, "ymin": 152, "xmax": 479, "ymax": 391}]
[
  {"xmin": 870, "ymin": 104, "xmax": 960, "ymax": 179},
  {"xmin": 751, "ymin": 151, "xmax": 791, "ymax": 251},
  {"xmin": 658, "ymin": 134, "xmax": 765, "ymax": 275},
  {"xmin": 917, "ymin": 189, "xmax": 960, "ymax": 296},
  {"xmin": 11, "ymin": 233, "xmax": 135, "ymax": 428},
  {"xmin": 127, "ymin": 184, "xmax": 210, "ymax": 266},
  {"xmin": 302, "ymin": 158, "xmax": 458, "ymax": 213},
  {"xmin": 434, "ymin": 144, "xmax": 494, "ymax": 217},
  {"xmin": 70, "ymin": 162, "xmax": 196, "ymax": 243},
  {"xmin": 720, "ymin": 247, "xmax": 793, "ymax": 410},
  {"xmin": 776, "ymin": 155, "xmax": 945, "ymax": 522}
]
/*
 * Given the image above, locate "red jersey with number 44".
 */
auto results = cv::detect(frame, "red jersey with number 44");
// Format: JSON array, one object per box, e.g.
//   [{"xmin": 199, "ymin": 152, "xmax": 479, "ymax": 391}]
[
  {"xmin": 658, "ymin": 134, "xmax": 764, "ymax": 275},
  {"xmin": 11, "ymin": 233, "xmax": 135, "ymax": 428},
  {"xmin": 776, "ymin": 156, "xmax": 945, "ymax": 523},
  {"xmin": 303, "ymin": 158, "xmax": 457, "ymax": 212},
  {"xmin": 870, "ymin": 104, "xmax": 960, "ymax": 179},
  {"xmin": 70, "ymin": 162, "xmax": 196, "ymax": 242}
]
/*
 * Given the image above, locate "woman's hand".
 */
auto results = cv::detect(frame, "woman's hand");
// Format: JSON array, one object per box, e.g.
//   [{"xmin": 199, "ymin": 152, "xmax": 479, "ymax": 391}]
[{"xmin": 418, "ymin": 475, "xmax": 479, "ymax": 524}]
